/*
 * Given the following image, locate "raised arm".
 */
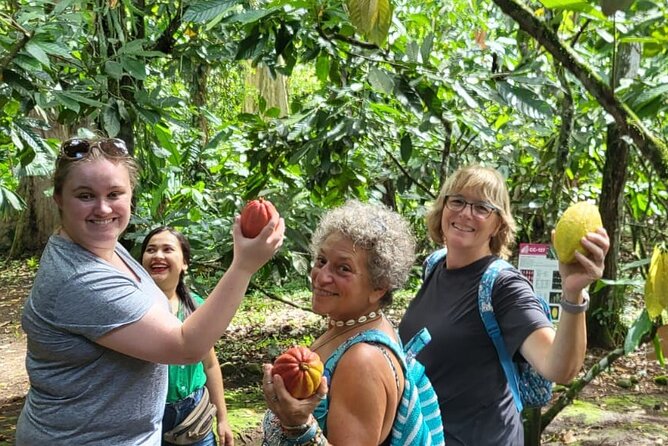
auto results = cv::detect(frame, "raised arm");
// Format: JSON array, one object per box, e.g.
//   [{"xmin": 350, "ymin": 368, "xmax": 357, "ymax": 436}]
[
  {"xmin": 97, "ymin": 215, "xmax": 284, "ymax": 364},
  {"xmin": 521, "ymin": 227, "xmax": 609, "ymax": 383}
]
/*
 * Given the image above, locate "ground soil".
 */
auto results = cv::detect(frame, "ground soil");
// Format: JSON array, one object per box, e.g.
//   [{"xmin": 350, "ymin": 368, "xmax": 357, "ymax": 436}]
[{"xmin": 1, "ymin": 261, "xmax": 666, "ymax": 445}]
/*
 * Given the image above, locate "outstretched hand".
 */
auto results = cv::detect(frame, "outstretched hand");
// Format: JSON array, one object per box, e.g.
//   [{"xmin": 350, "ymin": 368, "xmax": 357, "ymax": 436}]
[
  {"xmin": 555, "ymin": 227, "xmax": 610, "ymax": 296},
  {"xmin": 261, "ymin": 364, "xmax": 328, "ymax": 427},
  {"xmin": 231, "ymin": 213, "xmax": 285, "ymax": 274}
]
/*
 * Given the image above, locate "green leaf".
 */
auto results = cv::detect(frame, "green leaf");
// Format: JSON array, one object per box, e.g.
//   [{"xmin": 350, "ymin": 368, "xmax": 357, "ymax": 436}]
[
  {"xmin": 155, "ymin": 124, "xmax": 177, "ymax": 156},
  {"xmin": 346, "ymin": 0, "xmax": 393, "ymax": 45},
  {"xmin": 315, "ymin": 56, "xmax": 330, "ymax": 83},
  {"xmin": 630, "ymin": 84, "xmax": 668, "ymax": 110},
  {"xmin": 400, "ymin": 133, "xmax": 412, "ymax": 163},
  {"xmin": 53, "ymin": 0, "xmax": 76, "ymax": 15},
  {"xmin": 367, "ymin": 0, "xmax": 393, "ymax": 46},
  {"xmin": 121, "ymin": 56, "xmax": 147, "ymax": 80},
  {"xmin": 496, "ymin": 81, "xmax": 553, "ymax": 119},
  {"xmin": 540, "ymin": 0, "xmax": 606, "ymax": 19},
  {"xmin": 105, "ymin": 61, "xmax": 123, "ymax": 80},
  {"xmin": 54, "ymin": 92, "xmax": 80, "ymax": 112},
  {"xmin": 0, "ymin": 187, "xmax": 26, "ymax": 213},
  {"xmin": 346, "ymin": 0, "xmax": 374, "ymax": 33},
  {"xmin": 453, "ymin": 81, "xmax": 479, "ymax": 109},
  {"xmin": 33, "ymin": 41, "xmax": 73, "ymax": 58},
  {"xmin": 227, "ymin": 8, "xmax": 278, "ymax": 24},
  {"xmin": 624, "ymin": 309, "xmax": 652, "ymax": 354},
  {"xmin": 367, "ymin": 67, "xmax": 394, "ymax": 94},
  {"xmin": 420, "ymin": 33, "xmax": 434, "ymax": 64},
  {"xmin": 59, "ymin": 91, "xmax": 105, "ymax": 107},
  {"xmin": 24, "ymin": 42, "xmax": 50, "ymax": 68},
  {"xmin": 541, "ymin": 0, "xmax": 590, "ymax": 7},
  {"xmin": 12, "ymin": 54, "xmax": 43, "ymax": 72},
  {"xmin": 183, "ymin": 0, "xmax": 237, "ymax": 23},
  {"xmin": 103, "ymin": 105, "xmax": 121, "ymax": 137}
]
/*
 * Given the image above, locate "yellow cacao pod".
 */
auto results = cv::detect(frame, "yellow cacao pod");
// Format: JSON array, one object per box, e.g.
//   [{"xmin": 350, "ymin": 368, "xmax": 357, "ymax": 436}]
[
  {"xmin": 645, "ymin": 245, "xmax": 668, "ymax": 319},
  {"xmin": 554, "ymin": 202, "xmax": 603, "ymax": 264}
]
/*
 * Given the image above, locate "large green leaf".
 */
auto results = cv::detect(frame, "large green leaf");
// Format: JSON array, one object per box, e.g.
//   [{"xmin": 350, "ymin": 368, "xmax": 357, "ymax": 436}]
[
  {"xmin": 346, "ymin": 0, "xmax": 393, "ymax": 45},
  {"xmin": 0, "ymin": 187, "xmax": 26, "ymax": 214},
  {"xmin": 624, "ymin": 309, "xmax": 653, "ymax": 354},
  {"xmin": 24, "ymin": 42, "xmax": 50, "ymax": 68},
  {"xmin": 367, "ymin": 67, "xmax": 395, "ymax": 94},
  {"xmin": 103, "ymin": 104, "xmax": 121, "ymax": 137},
  {"xmin": 496, "ymin": 81, "xmax": 553, "ymax": 119},
  {"xmin": 54, "ymin": 92, "xmax": 80, "ymax": 112},
  {"xmin": 183, "ymin": 0, "xmax": 238, "ymax": 23}
]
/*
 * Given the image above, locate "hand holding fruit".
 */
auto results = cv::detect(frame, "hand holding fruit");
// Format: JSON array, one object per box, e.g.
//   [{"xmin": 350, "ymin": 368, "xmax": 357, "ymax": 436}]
[
  {"xmin": 241, "ymin": 198, "xmax": 279, "ymax": 238},
  {"xmin": 232, "ymin": 198, "xmax": 285, "ymax": 274},
  {"xmin": 262, "ymin": 347, "xmax": 328, "ymax": 427},
  {"xmin": 552, "ymin": 202, "xmax": 610, "ymax": 296}
]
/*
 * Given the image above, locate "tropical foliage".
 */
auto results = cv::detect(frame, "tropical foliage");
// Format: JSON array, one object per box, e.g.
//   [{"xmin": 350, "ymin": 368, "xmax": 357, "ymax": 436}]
[{"xmin": 1, "ymin": 0, "xmax": 667, "ymax": 351}]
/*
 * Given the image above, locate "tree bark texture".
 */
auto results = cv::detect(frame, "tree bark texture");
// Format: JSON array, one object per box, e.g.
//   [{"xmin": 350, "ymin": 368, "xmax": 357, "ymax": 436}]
[
  {"xmin": 588, "ymin": 124, "xmax": 629, "ymax": 348},
  {"xmin": 243, "ymin": 62, "xmax": 289, "ymax": 117},
  {"xmin": 589, "ymin": 42, "xmax": 640, "ymax": 349},
  {"xmin": 491, "ymin": 0, "xmax": 668, "ymax": 179},
  {"xmin": 6, "ymin": 176, "xmax": 59, "ymax": 258}
]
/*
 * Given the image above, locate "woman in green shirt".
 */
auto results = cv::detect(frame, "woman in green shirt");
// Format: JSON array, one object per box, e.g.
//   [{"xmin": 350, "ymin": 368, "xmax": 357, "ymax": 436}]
[{"xmin": 141, "ymin": 226, "xmax": 234, "ymax": 446}]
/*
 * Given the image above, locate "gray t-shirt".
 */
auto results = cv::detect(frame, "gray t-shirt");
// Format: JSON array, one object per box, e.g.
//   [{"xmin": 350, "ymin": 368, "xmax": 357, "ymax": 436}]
[
  {"xmin": 17, "ymin": 235, "xmax": 168, "ymax": 445},
  {"xmin": 399, "ymin": 255, "xmax": 552, "ymax": 446}
]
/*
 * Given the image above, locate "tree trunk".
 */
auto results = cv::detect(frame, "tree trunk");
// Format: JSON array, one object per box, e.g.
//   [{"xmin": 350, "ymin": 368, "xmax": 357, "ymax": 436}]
[
  {"xmin": 588, "ymin": 43, "xmax": 640, "ymax": 349},
  {"xmin": 6, "ymin": 176, "xmax": 59, "ymax": 258},
  {"xmin": 243, "ymin": 62, "xmax": 289, "ymax": 116}
]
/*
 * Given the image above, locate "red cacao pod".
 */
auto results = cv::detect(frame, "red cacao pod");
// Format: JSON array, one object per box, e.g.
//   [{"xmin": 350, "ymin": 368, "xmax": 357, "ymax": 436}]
[
  {"xmin": 240, "ymin": 198, "xmax": 278, "ymax": 238},
  {"xmin": 273, "ymin": 346, "xmax": 324, "ymax": 399}
]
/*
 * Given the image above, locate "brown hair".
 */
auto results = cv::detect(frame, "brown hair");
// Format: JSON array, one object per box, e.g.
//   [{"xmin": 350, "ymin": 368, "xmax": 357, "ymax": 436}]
[{"xmin": 426, "ymin": 165, "xmax": 516, "ymax": 259}]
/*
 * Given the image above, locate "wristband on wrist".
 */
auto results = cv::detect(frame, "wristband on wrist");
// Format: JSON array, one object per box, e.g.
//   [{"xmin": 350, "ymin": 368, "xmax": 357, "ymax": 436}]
[
  {"xmin": 281, "ymin": 416, "xmax": 313, "ymax": 434},
  {"xmin": 560, "ymin": 290, "xmax": 590, "ymax": 314}
]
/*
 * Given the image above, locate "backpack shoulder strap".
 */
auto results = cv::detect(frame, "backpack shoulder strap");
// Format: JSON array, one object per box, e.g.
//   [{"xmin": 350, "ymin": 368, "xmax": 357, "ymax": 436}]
[
  {"xmin": 477, "ymin": 258, "xmax": 524, "ymax": 413},
  {"xmin": 323, "ymin": 329, "xmax": 406, "ymax": 381},
  {"xmin": 423, "ymin": 248, "xmax": 447, "ymax": 281}
]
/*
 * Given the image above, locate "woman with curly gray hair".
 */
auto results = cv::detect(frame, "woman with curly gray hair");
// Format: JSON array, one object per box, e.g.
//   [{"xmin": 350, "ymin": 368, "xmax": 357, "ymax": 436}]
[{"xmin": 261, "ymin": 200, "xmax": 444, "ymax": 446}]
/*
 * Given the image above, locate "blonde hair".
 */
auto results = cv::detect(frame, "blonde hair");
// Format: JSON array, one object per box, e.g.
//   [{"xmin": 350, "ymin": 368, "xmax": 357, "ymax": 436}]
[{"xmin": 426, "ymin": 165, "xmax": 516, "ymax": 259}]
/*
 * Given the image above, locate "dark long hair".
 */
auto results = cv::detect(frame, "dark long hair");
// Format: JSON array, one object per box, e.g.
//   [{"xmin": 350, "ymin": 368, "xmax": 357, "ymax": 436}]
[{"xmin": 140, "ymin": 226, "xmax": 197, "ymax": 317}]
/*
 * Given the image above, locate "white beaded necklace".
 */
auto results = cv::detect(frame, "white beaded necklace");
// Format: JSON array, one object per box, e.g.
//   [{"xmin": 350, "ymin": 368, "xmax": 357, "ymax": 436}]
[{"xmin": 328, "ymin": 310, "xmax": 382, "ymax": 327}]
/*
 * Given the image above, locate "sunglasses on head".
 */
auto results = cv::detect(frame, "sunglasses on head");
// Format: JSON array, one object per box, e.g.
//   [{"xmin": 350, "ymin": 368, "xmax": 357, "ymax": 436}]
[{"xmin": 59, "ymin": 138, "xmax": 129, "ymax": 160}]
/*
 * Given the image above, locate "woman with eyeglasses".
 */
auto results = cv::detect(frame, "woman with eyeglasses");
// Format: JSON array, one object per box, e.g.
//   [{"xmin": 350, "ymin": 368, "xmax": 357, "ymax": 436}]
[
  {"xmin": 17, "ymin": 137, "xmax": 284, "ymax": 445},
  {"xmin": 399, "ymin": 165, "xmax": 609, "ymax": 446}
]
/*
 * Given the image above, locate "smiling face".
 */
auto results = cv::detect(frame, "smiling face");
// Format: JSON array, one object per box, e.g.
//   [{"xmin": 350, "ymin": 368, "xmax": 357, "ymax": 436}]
[
  {"xmin": 54, "ymin": 157, "xmax": 132, "ymax": 256},
  {"xmin": 141, "ymin": 230, "xmax": 187, "ymax": 296},
  {"xmin": 310, "ymin": 232, "xmax": 386, "ymax": 320},
  {"xmin": 441, "ymin": 190, "xmax": 502, "ymax": 266}
]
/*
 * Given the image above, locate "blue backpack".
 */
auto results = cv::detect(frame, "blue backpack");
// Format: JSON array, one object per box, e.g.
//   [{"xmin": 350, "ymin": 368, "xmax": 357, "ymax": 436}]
[
  {"xmin": 316, "ymin": 328, "xmax": 445, "ymax": 446},
  {"xmin": 423, "ymin": 248, "xmax": 553, "ymax": 412}
]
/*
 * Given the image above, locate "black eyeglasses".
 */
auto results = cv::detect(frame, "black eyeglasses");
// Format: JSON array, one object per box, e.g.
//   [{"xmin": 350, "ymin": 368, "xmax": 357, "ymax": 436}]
[
  {"xmin": 59, "ymin": 138, "xmax": 129, "ymax": 160},
  {"xmin": 444, "ymin": 195, "xmax": 499, "ymax": 220}
]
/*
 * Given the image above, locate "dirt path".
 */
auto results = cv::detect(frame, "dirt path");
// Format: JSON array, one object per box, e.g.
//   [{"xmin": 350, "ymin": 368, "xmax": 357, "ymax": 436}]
[{"xmin": 0, "ymin": 262, "xmax": 30, "ymax": 445}]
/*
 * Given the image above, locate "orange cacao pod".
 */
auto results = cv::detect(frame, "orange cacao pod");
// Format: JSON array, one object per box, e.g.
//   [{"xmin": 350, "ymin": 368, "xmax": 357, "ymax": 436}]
[
  {"xmin": 273, "ymin": 346, "xmax": 324, "ymax": 399},
  {"xmin": 240, "ymin": 198, "xmax": 278, "ymax": 238}
]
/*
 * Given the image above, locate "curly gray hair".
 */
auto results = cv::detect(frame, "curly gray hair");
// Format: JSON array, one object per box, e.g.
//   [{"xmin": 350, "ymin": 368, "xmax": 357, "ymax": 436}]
[{"xmin": 310, "ymin": 200, "xmax": 416, "ymax": 306}]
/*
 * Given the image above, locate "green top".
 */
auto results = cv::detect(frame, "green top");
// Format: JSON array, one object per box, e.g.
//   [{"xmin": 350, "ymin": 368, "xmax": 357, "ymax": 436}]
[{"xmin": 166, "ymin": 293, "xmax": 207, "ymax": 403}]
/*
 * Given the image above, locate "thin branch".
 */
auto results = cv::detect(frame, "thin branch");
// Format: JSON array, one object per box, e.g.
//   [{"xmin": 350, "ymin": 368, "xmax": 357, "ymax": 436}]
[
  {"xmin": 541, "ymin": 348, "xmax": 625, "ymax": 429},
  {"xmin": 384, "ymin": 147, "xmax": 436, "ymax": 198},
  {"xmin": 0, "ymin": 14, "xmax": 32, "ymax": 74}
]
